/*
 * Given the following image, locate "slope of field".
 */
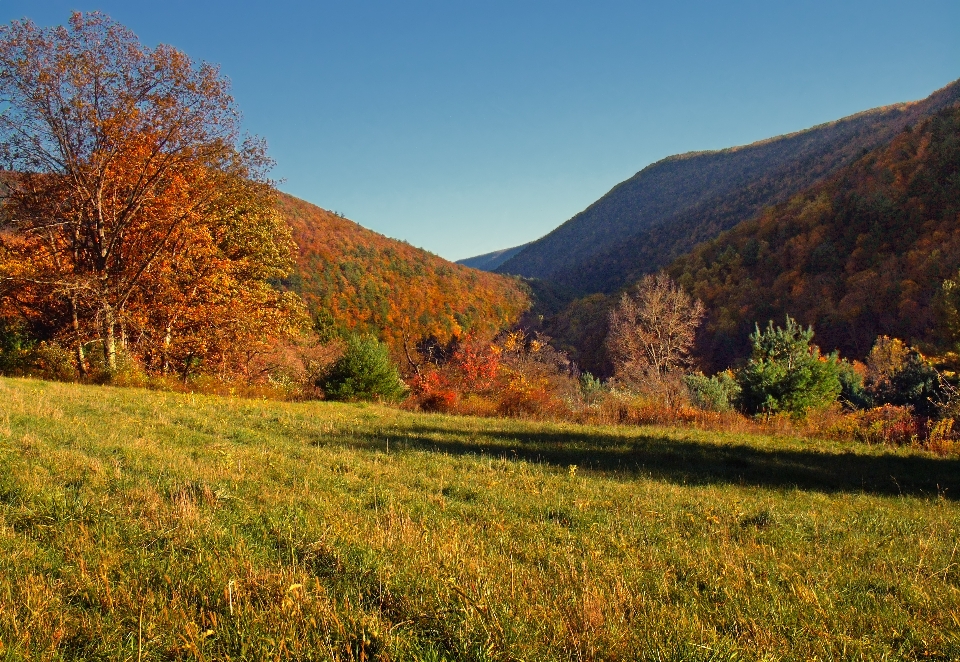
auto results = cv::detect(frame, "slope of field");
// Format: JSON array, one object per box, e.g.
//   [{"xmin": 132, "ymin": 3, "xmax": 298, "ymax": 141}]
[
  {"xmin": 1, "ymin": 377, "xmax": 958, "ymax": 660},
  {"xmin": 498, "ymin": 78, "xmax": 960, "ymax": 293},
  {"xmin": 277, "ymin": 193, "xmax": 529, "ymax": 349},
  {"xmin": 669, "ymin": 106, "xmax": 960, "ymax": 371},
  {"xmin": 456, "ymin": 243, "xmax": 529, "ymax": 272}
]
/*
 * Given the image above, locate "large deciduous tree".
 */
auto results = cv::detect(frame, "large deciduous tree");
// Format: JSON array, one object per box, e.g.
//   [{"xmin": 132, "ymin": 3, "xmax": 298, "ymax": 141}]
[
  {"xmin": 0, "ymin": 12, "xmax": 305, "ymax": 376},
  {"xmin": 606, "ymin": 273, "xmax": 704, "ymax": 395}
]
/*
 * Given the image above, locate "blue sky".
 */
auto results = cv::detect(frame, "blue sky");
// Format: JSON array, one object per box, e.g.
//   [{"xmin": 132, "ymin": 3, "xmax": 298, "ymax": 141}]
[{"xmin": 3, "ymin": 1, "xmax": 958, "ymax": 260}]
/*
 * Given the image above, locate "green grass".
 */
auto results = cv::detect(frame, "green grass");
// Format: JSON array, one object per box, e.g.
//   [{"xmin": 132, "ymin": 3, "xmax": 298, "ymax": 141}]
[{"xmin": 0, "ymin": 377, "xmax": 958, "ymax": 661}]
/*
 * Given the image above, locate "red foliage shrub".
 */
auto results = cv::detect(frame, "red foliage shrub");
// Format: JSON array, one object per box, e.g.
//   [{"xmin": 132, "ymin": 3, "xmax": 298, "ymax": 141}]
[{"xmin": 411, "ymin": 369, "xmax": 459, "ymax": 412}]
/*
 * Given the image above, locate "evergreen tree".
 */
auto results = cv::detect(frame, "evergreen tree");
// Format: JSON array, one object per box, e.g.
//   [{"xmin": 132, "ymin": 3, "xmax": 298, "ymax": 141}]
[
  {"xmin": 319, "ymin": 335, "xmax": 407, "ymax": 402},
  {"xmin": 736, "ymin": 316, "xmax": 841, "ymax": 417}
]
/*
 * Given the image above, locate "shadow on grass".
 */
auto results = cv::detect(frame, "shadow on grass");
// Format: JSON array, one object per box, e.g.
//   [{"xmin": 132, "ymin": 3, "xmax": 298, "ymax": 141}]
[{"xmin": 318, "ymin": 424, "xmax": 960, "ymax": 500}]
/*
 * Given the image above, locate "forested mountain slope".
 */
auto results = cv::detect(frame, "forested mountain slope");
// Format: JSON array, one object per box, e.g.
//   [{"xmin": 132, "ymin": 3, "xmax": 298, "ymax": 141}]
[
  {"xmin": 669, "ymin": 106, "xmax": 960, "ymax": 372},
  {"xmin": 456, "ymin": 244, "xmax": 528, "ymax": 271},
  {"xmin": 278, "ymin": 194, "xmax": 529, "ymax": 350},
  {"xmin": 498, "ymin": 79, "xmax": 960, "ymax": 293}
]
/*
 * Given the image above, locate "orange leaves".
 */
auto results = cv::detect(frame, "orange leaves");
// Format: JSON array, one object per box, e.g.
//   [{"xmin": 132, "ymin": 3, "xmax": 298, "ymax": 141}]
[
  {"xmin": 668, "ymin": 107, "xmax": 960, "ymax": 371},
  {"xmin": 409, "ymin": 331, "xmax": 575, "ymax": 419},
  {"xmin": 0, "ymin": 13, "xmax": 306, "ymax": 379},
  {"xmin": 277, "ymin": 194, "xmax": 529, "ymax": 356}
]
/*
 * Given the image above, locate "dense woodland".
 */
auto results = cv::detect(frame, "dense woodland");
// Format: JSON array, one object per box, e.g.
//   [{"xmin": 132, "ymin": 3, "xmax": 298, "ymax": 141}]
[
  {"xmin": 536, "ymin": 103, "xmax": 960, "ymax": 377},
  {"xmin": 279, "ymin": 193, "xmax": 529, "ymax": 355},
  {"xmin": 1, "ymin": 13, "xmax": 960, "ymax": 454},
  {"xmin": 671, "ymin": 106, "xmax": 960, "ymax": 371},
  {"xmin": 0, "ymin": 14, "xmax": 529, "ymax": 391}
]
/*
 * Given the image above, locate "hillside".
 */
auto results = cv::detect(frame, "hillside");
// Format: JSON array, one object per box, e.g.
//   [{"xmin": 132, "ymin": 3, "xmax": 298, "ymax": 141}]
[
  {"xmin": 669, "ymin": 106, "xmax": 960, "ymax": 371},
  {"xmin": 277, "ymin": 193, "xmax": 529, "ymax": 349},
  {"xmin": 497, "ymin": 79, "xmax": 960, "ymax": 295},
  {"xmin": 456, "ymin": 243, "xmax": 528, "ymax": 271},
  {"xmin": 2, "ymin": 377, "xmax": 958, "ymax": 659}
]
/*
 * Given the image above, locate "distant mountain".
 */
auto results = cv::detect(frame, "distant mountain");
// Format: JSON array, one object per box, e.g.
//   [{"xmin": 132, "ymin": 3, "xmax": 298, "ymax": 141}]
[
  {"xmin": 497, "ymin": 79, "xmax": 960, "ymax": 296},
  {"xmin": 669, "ymin": 105, "xmax": 960, "ymax": 372},
  {"xmin": 457, "ymin": 244, "xmax": 529, "ymax": 271},
  {"xmin": 277, "ymin": 194, "xmax": 529, "ymax": 351}
]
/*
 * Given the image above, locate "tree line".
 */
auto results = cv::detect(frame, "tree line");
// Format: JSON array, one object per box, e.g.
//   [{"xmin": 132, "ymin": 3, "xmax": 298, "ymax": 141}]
[
  {"xmin": 0, "ymin": 13, "xmax": 528, "ymax": 389},
  {"xmin": 1, "ymin": 13, "xmax": 957, "ymax": 456},
  {"xmin": 0, "ymin": 13, "xmax": 305, "ymax": 382}
]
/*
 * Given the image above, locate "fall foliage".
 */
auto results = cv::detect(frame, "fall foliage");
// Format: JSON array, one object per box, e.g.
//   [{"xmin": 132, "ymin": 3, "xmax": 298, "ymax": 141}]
[
  {"xmin": 606, "ymin": 274, "xmax": 704, "ymax": 396},
  {"xmin": 0, "ymin": 12, "xmax": 306, "ymax": 379},
  {"xmin": 669, "ymin": 107, "xmax": 960, "ymax": 371},
  {"xmin": 496, "ymin": 79, "xmax": 960, "ymax": 289},
  {"xmin": 278, "ymin": 193, "xmax": 530, "ymax": 355}
]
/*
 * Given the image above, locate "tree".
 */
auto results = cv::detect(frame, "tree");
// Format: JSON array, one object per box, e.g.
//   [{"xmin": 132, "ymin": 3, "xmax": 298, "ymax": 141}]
[
  {"xmin": 865, "ymin": 337, "xmax": 945, "ymax": 417},
  {"xmin": 935, "ymin": 272, "xmax": 960, "ymax": 357},
  {"xmin": 606, "ymin": 273, "xmax": 704, "ymax": 393},
  {"xmin": 736, "ymin": 316, "xmax": 841, "ymax": 417},
  {"xmin": 0, "ymin": 12, "xmax": 303, "ymax": 375},
  {"xmin": 319, "ymin": 335, "xmax": 407, "ymax": 402}
]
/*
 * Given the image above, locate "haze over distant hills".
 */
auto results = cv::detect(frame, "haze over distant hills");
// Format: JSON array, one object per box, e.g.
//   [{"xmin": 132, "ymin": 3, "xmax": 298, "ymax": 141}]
[
  {"xmin": 456, "ymin": 244, "xmax": 529, "ymax": 271},
  {"xmin": 465, "ymin": 79, "xmax": 960, "ymax": 298}
]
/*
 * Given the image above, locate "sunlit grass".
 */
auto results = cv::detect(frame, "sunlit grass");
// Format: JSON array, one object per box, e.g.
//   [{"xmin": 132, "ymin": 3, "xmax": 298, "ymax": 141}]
[{"xmin": 0, "ymin": 376, "xmax": 958, "ymax": 660}]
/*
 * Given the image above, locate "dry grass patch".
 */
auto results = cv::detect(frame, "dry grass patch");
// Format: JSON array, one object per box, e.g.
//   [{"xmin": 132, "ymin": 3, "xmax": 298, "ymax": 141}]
[{"xmin": 0, "ymin": 377, "xmax": 958, "ymax": 660}]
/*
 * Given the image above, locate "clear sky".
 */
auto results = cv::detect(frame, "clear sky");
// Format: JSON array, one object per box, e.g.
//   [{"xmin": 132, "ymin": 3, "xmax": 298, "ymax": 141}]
[{"xmin": 2, "ymin": 1, "xmax": 958, "ymax": 261}]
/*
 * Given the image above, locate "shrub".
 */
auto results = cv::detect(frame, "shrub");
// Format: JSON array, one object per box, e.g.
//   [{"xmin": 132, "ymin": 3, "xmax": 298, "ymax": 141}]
[
  {"xmin": 579, "ymin": 372, "xmax": 605, "ymax": 406},
  {"xmin": 411, "ymin": 369, "xmax": 458, "ymax": 412},
  {"xmin": 838, "ymin": 405, "xmax": 923, "ymax": 446},
  {"xmin": 837, "ymin": 359, "xmax": 872, "ymax": 410},
  {"xmin": 319, "ymin": 335, "xmax": 406, "ymax": 402},
  {"xmin": 31, "ymin": 343, "xmax": 79, "ymax": 382},
  {"xmin": 684, "ymin": 371, "xmax": 740, "ymax": 412},
  {"xmin": 0, "ymin": 319, "xmax": 36, "ymax": 375},
  {"xmin": 864, "ymin": 338, "xmax": 946, "ymax": 417},
  {"xmin": 85, "ymin": 343, "xmax": 145, "ymax": 385},
  {"xmin": 879, "ymin": 353, "xmax": 944, "ymax": 417},
  {"xmin": 736, "ymin": 316, "xmax": 841, "ymax": 417}
]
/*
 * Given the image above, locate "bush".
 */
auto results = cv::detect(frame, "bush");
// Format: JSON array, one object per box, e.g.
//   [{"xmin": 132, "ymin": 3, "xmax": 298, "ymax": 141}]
[
  {"xmin": 31, "ymin": 343, "xmax": 79, "ymax": 382},
  {"xmin": 0, "ymin": 319, "xmax": 36, "ymax": 375},
  {"xmin": 319, "ymin": 335, "xmax": 406, "ymax": 402},
  {"xmin": 736, "ymin": 316, "xmax": 841, "ymax": 417},
  {"xmin": 85, "ymin": 343, "xmax": 145, "ymax": 385},
  {"xmin": 830, "ymin": 405, "xmax": 924, "ymax": 446},
  {"xmin": 865, "ymin": 338, "xmax": 945, "ymax": 417},
  {"xmin": 684, "ymin": 371, "xmax": 740, "ymax": 412},
  {"xmin": 579, "ymin": 372, "xmax": 605, "ymax": 406},
  {"xmin": 837, "ymin": 359, "xmax": 872, "ymax": 410}
]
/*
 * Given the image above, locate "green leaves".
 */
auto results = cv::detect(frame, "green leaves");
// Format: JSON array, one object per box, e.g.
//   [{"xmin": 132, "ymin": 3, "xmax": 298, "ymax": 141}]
[
  {"xmin": 736, "ymin": 316, "xmax": 841, "ymax": 417},
  {"xmin": 319, "ymin": 335, "xmax": 407, "ymax": 403}
]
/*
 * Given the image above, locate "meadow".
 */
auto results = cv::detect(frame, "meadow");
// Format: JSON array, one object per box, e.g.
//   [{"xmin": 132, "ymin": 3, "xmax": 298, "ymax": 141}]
[{"xmin": 0, "ymin": 376, "xmax": 958, "ymax": 661}]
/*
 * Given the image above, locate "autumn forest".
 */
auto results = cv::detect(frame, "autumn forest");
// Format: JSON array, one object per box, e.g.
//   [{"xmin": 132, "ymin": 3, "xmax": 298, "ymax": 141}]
[
  {"xmin": 1, "ymin": 12, "xmax": 960, "ymax": 446},
  {"xmin": 1, "ymin": 9, "xmax": 960, "ymax": 661}
]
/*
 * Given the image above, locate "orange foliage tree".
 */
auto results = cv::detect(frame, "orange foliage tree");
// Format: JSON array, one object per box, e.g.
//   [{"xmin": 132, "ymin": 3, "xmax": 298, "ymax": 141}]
[{"xmin": 0, "ymin": 13, "xmax": 305, "ymax": 377}]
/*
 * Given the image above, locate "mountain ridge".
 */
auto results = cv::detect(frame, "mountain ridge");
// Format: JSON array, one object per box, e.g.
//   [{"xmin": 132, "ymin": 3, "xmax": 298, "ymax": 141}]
[
  {"xmin": 456, "ymin": 244, "xmax": 529, "ymax": 271},
  {"xmin": 668, "ymin": 105, "xmax": 960, "ymax": 372},
  {"xmin": 494, "ymin": 78, "xmax": 960, "ymax": 294}
]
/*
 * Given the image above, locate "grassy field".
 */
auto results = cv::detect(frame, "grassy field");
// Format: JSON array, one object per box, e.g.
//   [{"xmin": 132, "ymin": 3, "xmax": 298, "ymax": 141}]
[{"xmin": 0, "ymin": 377, "xmax": 958, "ymax": 661}]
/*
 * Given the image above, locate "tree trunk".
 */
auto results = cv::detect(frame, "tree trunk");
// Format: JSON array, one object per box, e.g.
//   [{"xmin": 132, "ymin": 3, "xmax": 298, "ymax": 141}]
[
  {"xmin": 70, "ymin": 296, "xmax": 86, "ymax": 377},
  {"xmin": 102, "ymin": 302, "xmax": 117, "ymax": 372},
  {"xmin": 163, "ymin": 323, "xmax": 173, "ymax": 375}
]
